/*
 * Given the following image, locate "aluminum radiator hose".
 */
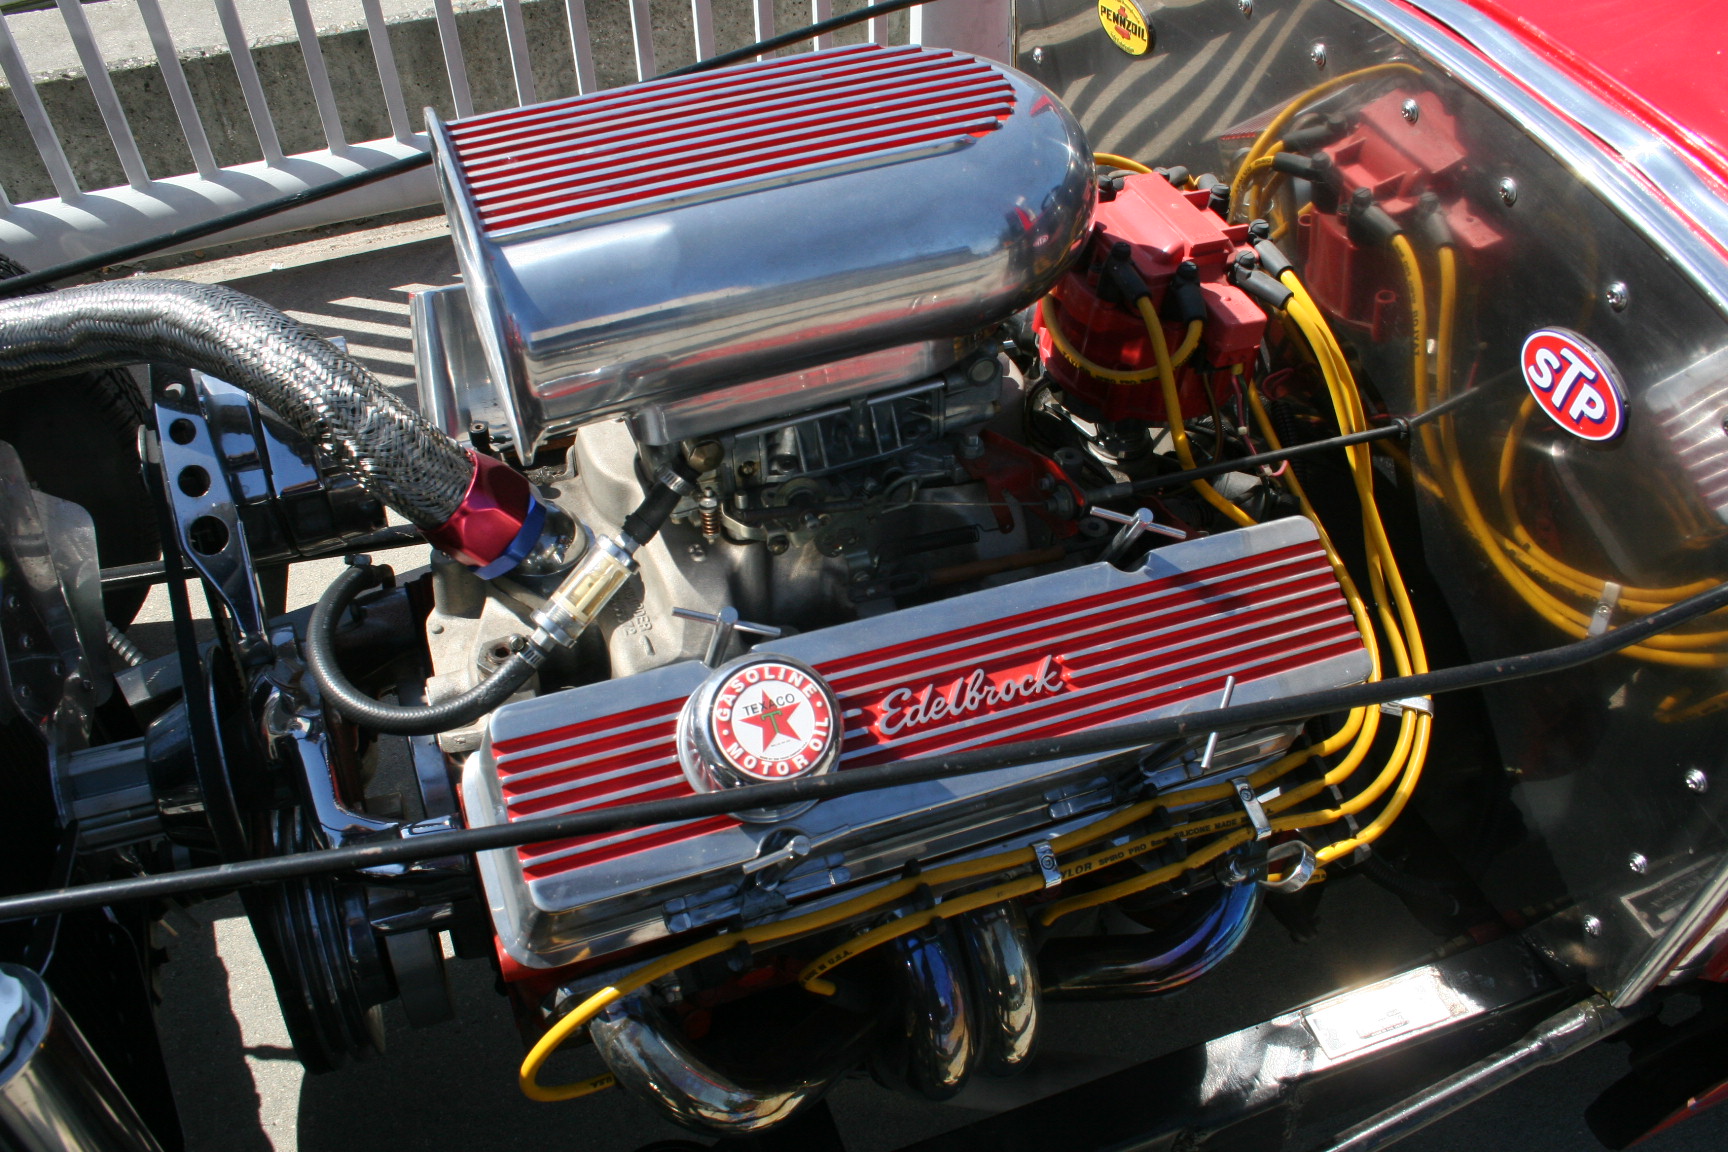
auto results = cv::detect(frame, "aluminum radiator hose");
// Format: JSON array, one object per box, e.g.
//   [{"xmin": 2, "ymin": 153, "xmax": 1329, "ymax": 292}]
[{"xmin": 0, "ymin": 279, "xmax": 474, "ymax": 528}]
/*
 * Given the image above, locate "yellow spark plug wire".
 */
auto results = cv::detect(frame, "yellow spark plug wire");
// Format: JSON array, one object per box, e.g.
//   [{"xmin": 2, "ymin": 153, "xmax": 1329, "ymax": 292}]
[
  {"xmin": 1407, "ymin": 242, "xmax": 1728, "ymax": 666},
  {"xmin": 1227, "ymin": 62, "xmax": 1423, "ymax": 221}
]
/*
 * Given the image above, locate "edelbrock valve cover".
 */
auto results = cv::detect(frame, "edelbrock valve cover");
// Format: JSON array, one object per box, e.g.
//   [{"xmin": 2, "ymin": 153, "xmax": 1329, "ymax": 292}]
[
  {"xmin": 426, "ymin": 42, "xmax": 1094, "ymax": 458},
  {"xmin": 463, "ymin": 517, "xmax": 1372, "ymax": 967}
]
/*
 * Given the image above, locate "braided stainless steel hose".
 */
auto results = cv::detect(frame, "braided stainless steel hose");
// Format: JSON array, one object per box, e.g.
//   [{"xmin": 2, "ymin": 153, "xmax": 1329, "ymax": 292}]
[{"xmin": 0, "ymin": 279, "xmax": 472, "ymax": 526}]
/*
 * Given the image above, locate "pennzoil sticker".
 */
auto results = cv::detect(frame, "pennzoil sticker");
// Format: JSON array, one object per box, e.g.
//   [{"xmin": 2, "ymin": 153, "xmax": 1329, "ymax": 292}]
[
  {"xmin": 1099, "ymin": 0, "xmax": 1153, "ymax": 56},
  {"xmin": 1520, "ymin": 327, "xmax": 1628, "ymax": 442}
]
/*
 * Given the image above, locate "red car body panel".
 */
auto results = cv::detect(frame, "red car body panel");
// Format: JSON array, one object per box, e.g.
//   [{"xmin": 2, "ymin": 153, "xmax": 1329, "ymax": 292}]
[{"xmin": 1441, "ymin": 0, "xmax": 1728, "ymax": 190}]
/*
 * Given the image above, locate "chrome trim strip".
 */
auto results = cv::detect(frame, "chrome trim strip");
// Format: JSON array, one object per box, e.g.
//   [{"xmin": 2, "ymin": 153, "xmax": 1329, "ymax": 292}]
[
  {"xmin": 1614, "ymin": 858, "xmax": 1728, "ymax": 1005},
  {"xmin": 1340, "ymin": 0, "xmax": 1728, "ymax": 318}
]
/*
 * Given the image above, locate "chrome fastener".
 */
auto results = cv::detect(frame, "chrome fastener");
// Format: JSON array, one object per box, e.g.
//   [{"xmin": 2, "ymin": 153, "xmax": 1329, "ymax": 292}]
[{"xmin": 673, "ymin": 605, "xmax": 783, "ymax": 668}]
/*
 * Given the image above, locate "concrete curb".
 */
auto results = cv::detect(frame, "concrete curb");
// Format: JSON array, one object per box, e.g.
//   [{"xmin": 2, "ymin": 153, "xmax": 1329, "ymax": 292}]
[{"xmin": 0, "ymin": 0, "xmax": 894, "ymax": 205}]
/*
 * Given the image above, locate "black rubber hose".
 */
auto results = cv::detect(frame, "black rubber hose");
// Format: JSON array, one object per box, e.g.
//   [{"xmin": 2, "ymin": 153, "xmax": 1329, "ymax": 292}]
[
  {"xmin": 307, "ymin": 463, "xmax": 694, "ymax": 734},
  {"xmin": 622, "ymin": 459, "xmax": 700, "ymax": 547},
  {"xmin": 306, "ymin": 562, "xmax": 538, "ymax": 736}
]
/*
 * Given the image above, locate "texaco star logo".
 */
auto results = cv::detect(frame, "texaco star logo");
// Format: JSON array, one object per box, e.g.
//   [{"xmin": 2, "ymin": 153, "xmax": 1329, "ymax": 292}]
[{"xmin": 709, "ymin": 660, "xmax": 836, "ymax": 781}]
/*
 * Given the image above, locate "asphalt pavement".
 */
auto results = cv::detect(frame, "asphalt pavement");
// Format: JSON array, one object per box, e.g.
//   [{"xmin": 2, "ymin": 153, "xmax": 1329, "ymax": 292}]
[{"xmin": 123, "ymin": 222, "xmax": 1728, "ymax": 1152}]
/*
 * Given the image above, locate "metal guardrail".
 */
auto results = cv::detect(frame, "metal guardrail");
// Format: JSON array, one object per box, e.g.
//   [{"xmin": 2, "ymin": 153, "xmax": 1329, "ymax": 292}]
[{"xmin": 0, "ymin": 0, "xmax": 1004, "ymax": 272}]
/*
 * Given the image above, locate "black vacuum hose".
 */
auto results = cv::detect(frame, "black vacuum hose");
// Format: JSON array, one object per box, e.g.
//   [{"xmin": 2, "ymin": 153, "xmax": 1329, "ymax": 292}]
[
  {"xmin": 306, "ymin": 562, "xmax": 539, "ymax": 736},
  {"xmin": 307, "ymin": 459, "xmax": 696, "ymax": 735}
]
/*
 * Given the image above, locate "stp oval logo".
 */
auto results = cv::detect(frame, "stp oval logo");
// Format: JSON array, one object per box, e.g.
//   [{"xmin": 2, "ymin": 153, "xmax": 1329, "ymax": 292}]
[{"xmin": 1519, "ymin": 328, "xmax": 1628, "ymax": 442}]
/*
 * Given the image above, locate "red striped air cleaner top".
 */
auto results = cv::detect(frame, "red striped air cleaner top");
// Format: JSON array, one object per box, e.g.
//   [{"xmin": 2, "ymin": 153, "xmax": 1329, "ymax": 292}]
[
  {"xmin": 442, "ymin": 43, "xmax": 1017, "ymax": 236},
  {"xmin": 486, "ymin": 536, "xmax": 1361, "ymax": 882}
]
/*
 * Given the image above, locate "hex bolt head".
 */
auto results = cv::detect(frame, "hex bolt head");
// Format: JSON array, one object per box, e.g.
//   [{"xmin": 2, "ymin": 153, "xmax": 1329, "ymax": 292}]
[
  {"xmin": 1628, "ymin": 852, "xmax": 1649, "ymax": 874},
  {"xmin": 1309, "ymin": 41, "xmax": 1328, "ymax": 69},
  {"xmin": 1686, "ymin": 768, "xmax": 1709, "ymax": 793},
  {"xmin": 1583, "ymin": 915, "xmax": 1604, "ymax": 937},
  {"xmin": 1401, "ymin": 98, "xmax": 1420, "ymax": 124},
  {"xmin": 1497, "ymin": 177, "xmax": 1518, "ymax": 206},
  {"xmin": 1605, "ymin": 282, "xmax": 1629, "ymax": 312}
]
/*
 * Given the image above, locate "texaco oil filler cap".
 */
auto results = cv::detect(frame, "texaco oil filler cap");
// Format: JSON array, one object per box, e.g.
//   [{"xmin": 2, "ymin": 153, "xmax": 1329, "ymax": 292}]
[{"xmin": 678, "ymin": 654, "xmax": 842, "ymax": 822}]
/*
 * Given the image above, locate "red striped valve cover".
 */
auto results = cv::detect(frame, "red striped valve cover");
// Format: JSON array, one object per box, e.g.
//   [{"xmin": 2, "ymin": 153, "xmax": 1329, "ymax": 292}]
[{"xmin": 462, "ymin": 516, "xmax": 1370, "ymax": 968}]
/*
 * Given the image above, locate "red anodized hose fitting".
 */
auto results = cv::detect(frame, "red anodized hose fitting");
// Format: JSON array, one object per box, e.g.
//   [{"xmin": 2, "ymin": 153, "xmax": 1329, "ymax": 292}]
[{"xmin": 423, "ymin": 451, "xmax": 546, "ymax": 578}]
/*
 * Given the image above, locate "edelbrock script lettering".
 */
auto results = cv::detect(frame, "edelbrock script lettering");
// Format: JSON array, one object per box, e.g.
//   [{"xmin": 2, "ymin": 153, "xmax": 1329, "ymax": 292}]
[{"xmin": 877, "ymin": 656, "xmax": 1064, "ymax": 736}]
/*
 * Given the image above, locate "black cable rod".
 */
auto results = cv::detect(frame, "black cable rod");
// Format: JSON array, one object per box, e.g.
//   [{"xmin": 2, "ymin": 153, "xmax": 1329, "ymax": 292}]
[
  {"xmin": 0, "ymin": 153, "xmax": 434, "ymax": 299},
  {"xmin": 99, "ymin": 525, "xmax": 425, "ymax": 591},
  {"xmin": 662, "ymin": 0, "xmax": 931, "ymax": 76},
  {"xmin": 0, "ymin": 0, "xmax": 938, "ymax": 298},
  {"xmin": 1086, "ymin": 421, "xmax": 1407, "ymax": 502},
  {"xmin": 1085, "ymin": 385, "xmax": 1491, "ymax": 504},
  {"xmin": 5, "ymin": 575, "xmax": 1727, "ymax": 923}
]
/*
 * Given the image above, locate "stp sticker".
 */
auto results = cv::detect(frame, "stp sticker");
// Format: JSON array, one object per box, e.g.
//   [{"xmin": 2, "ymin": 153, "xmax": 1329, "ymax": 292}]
[
  {"xmin": 1520, "ymin": 328, "xmax": 1628, "ymax": 442},
  {"xmin": 708, "ymin": 659, "xmax": 837, "ymax": 781},
  {"xmin": 1098, "ymin": 0, "xmax": 1153, "ymax": 57}
]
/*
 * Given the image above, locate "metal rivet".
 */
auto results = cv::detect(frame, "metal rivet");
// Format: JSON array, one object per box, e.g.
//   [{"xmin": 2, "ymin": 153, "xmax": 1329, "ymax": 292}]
[
  {"xmin": 1628, "ymin": 852, "xmax": 1649, "ymax": 874},
  {"xmin": 1686, "ymin": 768, "xmax": 1709, "ymax": 793},
  {"xmin": 1030, "ymin": 46, "xmax": 1045, "ymax": 64},
  {"xmin": 1400, "ymin": 98, "xmax": 1420, "ymax": 124},
  {"xmin": 1583, "ymin": 915, "xmax": 1603, "ymax": 937},
  {"xmin": 1237, "ymin": 0, "xmax": 1254, "ymax": 16},
  {"xmin": 1605, "ymin": 282, "xmax": 1629, "ymax": 312},
  {"xmin": 161, "ymin": 382, "xmax": 186, "ymax": 402},
  {"xmin": 1309, "ymin": 42, "xmax": 1327, "ymax": 69},
  {"xmin": 1497, "ymin": 177, "xmax": 1518, "ymax": 206}
]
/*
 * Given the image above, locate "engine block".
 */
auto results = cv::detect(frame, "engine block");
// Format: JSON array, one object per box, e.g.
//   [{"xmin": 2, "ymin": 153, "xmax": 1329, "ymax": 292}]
[{"xmin": 463, "ymin": 515, "xmax": 1369, "ymax": 967}]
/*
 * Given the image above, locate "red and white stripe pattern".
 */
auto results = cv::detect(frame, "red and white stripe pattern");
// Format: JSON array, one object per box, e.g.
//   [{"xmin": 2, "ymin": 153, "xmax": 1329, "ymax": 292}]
[
  {"xmin": 444, "ymin": 43, "xmax": 1016, "ymax": 236},
  {"xmin": 488, "ymin": 537, "xmax": 1360, "ymax": 882}
]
